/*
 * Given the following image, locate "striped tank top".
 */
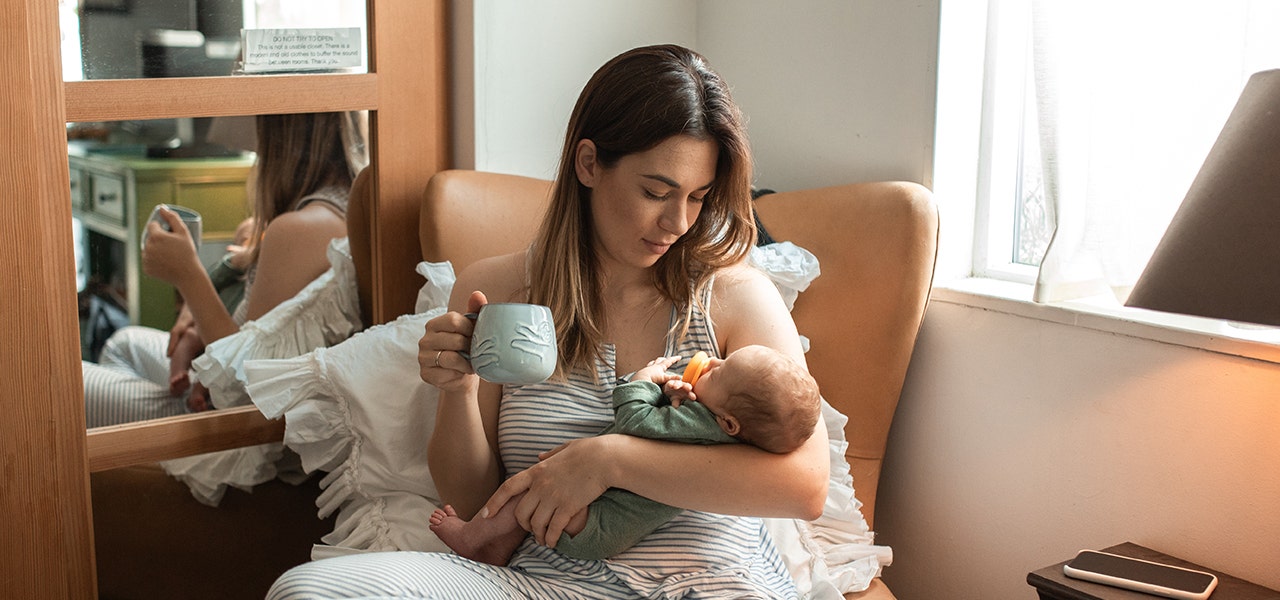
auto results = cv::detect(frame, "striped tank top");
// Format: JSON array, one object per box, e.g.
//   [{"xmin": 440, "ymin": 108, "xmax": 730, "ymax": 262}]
[
  {"xmin": 265, "ymin": 291, "xmax": 800, "ymax": 600},
  {"xmin": 491, "ymin": 293, "xmax": 799, "ymax": 599}
]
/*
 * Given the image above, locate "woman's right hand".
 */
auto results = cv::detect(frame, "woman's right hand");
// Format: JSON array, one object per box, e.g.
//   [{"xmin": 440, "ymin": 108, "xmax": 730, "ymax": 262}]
[
  {"xmin": 482, "ymin": 434, "xmax": 618, "ymax": 547},
  {"xmin": 141, "ymin": 207, "xmax": 203, "ymax": 288},
  {"xmin": 419, "ymin": 290, "xmax": 488, "ymax": 393}
]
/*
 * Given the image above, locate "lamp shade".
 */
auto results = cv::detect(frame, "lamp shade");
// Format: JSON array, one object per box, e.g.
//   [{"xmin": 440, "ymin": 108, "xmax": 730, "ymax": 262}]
[{"xmin": 1125, "ymin": 69, "xmax": 1280, "ymax": 326}]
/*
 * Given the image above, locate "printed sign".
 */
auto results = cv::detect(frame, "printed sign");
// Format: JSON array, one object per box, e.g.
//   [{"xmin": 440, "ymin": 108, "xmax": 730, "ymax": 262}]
[{"xmin": 241, "ymin": 28, "xmax": 363, "ymax": 73}]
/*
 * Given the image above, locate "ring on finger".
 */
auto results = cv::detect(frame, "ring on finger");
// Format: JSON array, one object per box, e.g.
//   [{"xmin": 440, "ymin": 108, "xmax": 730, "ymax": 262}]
[{"xmin": 434, "ymin": 350, "xmax": 444, "ymax": 368}]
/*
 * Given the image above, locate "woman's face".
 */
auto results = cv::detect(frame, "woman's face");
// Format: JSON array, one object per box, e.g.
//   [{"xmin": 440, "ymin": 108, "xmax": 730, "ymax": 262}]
[{"xmin": 578, "ymin": 134, "xmax": 719, "ymax": 271}]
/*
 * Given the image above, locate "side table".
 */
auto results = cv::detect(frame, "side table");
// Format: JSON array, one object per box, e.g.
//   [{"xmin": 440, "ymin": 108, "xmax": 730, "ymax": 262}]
[{"xmin": 1028, "ymin": 542, "xmax": 1279, "ymax": 600}]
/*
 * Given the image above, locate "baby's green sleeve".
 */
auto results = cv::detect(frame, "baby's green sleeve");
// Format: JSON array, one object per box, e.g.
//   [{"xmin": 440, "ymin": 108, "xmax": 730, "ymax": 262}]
[{"xmin": 611, "ymin": 381, "xmax": 736, "ymax": 444}]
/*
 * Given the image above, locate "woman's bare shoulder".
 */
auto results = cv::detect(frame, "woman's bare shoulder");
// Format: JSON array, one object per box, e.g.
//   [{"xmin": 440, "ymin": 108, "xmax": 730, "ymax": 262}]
[
  {"xmin": 709, "ymin": 260, "xmax": 803, "ymax": 359},
  {"xmin": 243, "ymin": 204, "xmax": 347, "ymax": 320},
  {"xmin": 712, "ymin": 260, "xmax": 777, "ymax": 299},
  {"xmin": 261, "ymin": 202, "xmax": 347, "ymax": 242}
]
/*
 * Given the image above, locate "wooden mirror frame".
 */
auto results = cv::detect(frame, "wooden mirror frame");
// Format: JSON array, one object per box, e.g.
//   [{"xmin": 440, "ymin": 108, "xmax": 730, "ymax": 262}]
[{"xmin": 2, "ymin": 2, "xmax": 447, "ymax": 596}]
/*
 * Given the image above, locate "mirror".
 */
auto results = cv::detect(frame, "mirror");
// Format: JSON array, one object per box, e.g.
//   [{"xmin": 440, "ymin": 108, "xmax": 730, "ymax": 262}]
[
  {"xmin": 69, "ymin": 116, "xmax": 256, "ymax": 345},
  {"xmin": 62, "ymin": 0, "xmax": 368, "ymax": 81},
  {"xmin": 4, "ymin": 0, "xmax": 444, "ymax": 591},
  {"xmin": 76, "ymin": 110, "xmax": 368, "ymax": 431}
]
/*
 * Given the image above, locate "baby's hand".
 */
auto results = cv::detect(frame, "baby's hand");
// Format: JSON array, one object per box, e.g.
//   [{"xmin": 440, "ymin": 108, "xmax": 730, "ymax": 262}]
[
  {"xmin": 634, "ymin": 356, "xmax": 680, "ymax": 385},
  {"xmin": 663, "ymin": 379, "xmax": 696, "ymax": 408},
  {"xmin": 225, "ymin": 244, "xmax": 253, "ymax": 271}
]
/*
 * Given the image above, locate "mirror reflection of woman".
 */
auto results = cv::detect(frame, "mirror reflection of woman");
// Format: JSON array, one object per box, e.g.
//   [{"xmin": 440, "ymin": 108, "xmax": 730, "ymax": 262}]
[{"xmin": 82, "ymin": 111, "xmax": 366, "ymax": 428}]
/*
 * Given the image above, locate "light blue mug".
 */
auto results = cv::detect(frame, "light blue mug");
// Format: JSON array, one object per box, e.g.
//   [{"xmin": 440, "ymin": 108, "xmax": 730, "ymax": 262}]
[
  {"xmin": 463, "ymin": 303, "xmax": 557, "ymax": 385},
  {"xmin": 140, "ymin": 204, "xmax": 202, "ymax": 251}
]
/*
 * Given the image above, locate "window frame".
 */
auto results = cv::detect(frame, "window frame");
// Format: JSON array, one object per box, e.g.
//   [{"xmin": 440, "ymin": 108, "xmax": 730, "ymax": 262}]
[
  {"xmin": 933, "ymin": 0, "xmax": 1280, "ymax": 363},
  {"xmin": 972, "ymin": 0, "xmax": 1038, "ymax": 285}
]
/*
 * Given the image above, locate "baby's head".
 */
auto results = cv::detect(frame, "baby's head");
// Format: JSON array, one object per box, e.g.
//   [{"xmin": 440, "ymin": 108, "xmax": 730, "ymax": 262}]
[
  {"xmin": 691, "ymin": 345, "xmax": 820, "ymax": 454},
  {"xmin": 232, "ymin": 217, "xmax": 256, "ymax": 246}
]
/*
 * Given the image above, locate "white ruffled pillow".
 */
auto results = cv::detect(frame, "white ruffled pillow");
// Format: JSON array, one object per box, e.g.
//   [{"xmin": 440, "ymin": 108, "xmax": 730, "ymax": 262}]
[
  {"xmin": 248, "ymin": 310, "xmax": 451, "ymax": 557},
  {"xmin": 164, "ymin": 237, "xmax": 363, "ymax": 506},
  {"xmin": 244, "ymin": 260, "xmax": 455, "ymax": 558},
  {"xmin": 750, "ymin": 242, "xmax": 819, "ymax": 353}
]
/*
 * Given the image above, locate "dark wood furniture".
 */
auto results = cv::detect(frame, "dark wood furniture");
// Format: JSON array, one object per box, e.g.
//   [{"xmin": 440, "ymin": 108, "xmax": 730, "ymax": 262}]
[{"xmin": 1028, "ymin": 542, "xmax": 1280, "ymax": 600}]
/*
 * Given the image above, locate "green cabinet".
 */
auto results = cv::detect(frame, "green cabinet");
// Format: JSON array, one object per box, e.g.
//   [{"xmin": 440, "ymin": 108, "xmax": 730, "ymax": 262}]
[{"xmin": 70, "ymin": 146, "xmax": 254, "ymax": 331}]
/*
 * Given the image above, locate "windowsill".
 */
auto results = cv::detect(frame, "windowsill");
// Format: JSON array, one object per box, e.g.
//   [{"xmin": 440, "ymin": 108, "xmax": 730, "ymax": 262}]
[{"xmin": 932, "ymin": 278, "xmax": 1280, "ymax": 365}]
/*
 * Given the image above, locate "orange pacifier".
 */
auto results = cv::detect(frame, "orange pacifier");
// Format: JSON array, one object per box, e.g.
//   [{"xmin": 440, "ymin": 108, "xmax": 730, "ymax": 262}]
[{"xmin": 682, "ymin": 351, "xmax": 711, "ymax": 385}]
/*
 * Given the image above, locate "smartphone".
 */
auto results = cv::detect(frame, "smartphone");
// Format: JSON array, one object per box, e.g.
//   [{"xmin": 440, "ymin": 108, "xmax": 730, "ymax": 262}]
[{"xmin": 1063, "ymin": 549, "xmax": 1218, "ymax": 600}]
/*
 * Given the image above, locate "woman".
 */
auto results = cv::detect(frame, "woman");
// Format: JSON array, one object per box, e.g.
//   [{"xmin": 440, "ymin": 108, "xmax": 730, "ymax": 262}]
[
  {"xmin": 268, "ymin": 45, "xmax": 827, "ymax": 599},
  {"xmin": 83, "ymin": 111, "xmax": 364, "ymax": 427}
]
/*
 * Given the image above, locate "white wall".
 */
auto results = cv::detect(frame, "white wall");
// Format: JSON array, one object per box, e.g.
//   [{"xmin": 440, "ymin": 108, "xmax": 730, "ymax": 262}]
[
  {"xmin": 879, "ymin": 303, "xmax": 1280, "ymax": 598},
  {"xmin": 455, "ymin": 0, "xmax": 697, "ymax": 179},
  {"xmin": 456, "ymin": 0, "xmax": 936, "ymax": 191},
  {"xmin": 458, "ymin": 2, "xmax": 1280, "ymax": 598},
  {"xmin": 696, "ymin": 1, "xmax": 938, "ymax": 191}
]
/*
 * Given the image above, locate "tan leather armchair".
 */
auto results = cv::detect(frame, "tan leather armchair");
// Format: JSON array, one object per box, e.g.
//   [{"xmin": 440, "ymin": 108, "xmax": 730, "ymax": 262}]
[
  {"xmin": 89, "ymin": 169, "xmax": 936, "ymax": 600},
  {"xmin": 421, "ymin": 170, "xmax": 939, "ymax": 599}
]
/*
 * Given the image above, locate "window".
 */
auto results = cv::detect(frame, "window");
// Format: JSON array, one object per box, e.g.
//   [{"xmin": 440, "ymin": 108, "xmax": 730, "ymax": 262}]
[
  {"xmin": 969, "ymin": 0, "xmax": 1280, "ymax": 303},
  {"xmin": 933, "ymin": 0, "xmax": 1280, "ymax": 359}
]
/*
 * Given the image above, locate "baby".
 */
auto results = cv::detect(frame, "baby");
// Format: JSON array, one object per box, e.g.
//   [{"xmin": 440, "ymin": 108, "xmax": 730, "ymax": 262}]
[{"xmin": 429, "ymin": 344, "xmax": 821, "ymax": 564}]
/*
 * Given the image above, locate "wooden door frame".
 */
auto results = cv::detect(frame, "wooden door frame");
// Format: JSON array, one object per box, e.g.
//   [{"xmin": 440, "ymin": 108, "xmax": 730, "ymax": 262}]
[
  {"xmin": 1, "ymin": 1, "xmax": 447, "ymax": 596},
  {"xmin": 2, "ymin": 2, "xmax": 96, "ymax": 596}
]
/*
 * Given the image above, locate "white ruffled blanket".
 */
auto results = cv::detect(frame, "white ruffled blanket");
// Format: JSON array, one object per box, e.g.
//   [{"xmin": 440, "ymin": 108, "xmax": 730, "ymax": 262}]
[
  {"xmin": 242, "ymin": 244, "xmax": 892, "ymax": 597},
  {"xmin": 164, "ymin": 238, "xmax": 363, "ymax": 506},
  {"xmin": 763, "ymin": 401, "xmax": 894, "ymax": 598}
]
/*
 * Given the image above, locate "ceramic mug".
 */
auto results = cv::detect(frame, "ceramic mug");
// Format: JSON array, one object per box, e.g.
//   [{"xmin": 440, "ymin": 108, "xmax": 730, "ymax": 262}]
[
  {"xmin": 140, "ymin": 204, "xmax": 202, "ymax": 251},
  {"xmin": 463, "ymin": 303, "xmax": 557, "ymax": 385}
]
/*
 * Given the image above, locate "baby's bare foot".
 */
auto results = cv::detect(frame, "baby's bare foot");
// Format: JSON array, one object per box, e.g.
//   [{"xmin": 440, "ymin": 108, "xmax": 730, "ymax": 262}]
[
  {"xmin": 186, "ymin": 383, "xmax": 211, "ymax": 412},
  {"xmin": 429, "ymin": 504, "xmax": 458, "ymax": 527},
  {"xmin": 428, "ymin": 503, "xmax": 527, "ymax": 566}
]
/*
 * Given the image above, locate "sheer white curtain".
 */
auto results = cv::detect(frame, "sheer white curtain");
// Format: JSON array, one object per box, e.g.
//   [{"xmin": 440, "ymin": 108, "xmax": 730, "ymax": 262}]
[{"xmin": 1029, "ymin": 0, "xmax": 1280, "ymax": 303}]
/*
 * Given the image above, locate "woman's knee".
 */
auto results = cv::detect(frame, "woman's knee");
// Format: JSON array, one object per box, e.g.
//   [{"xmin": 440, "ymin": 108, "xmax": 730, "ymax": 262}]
[
  {"xmin": 98, "ymin": 326, "xmax": 160, "ymax": 366},
  {"xmin": 265, "ymin": 560, "xmax": 340, "ymax": 600},
  {"xmin": 266, "ymin": 554, "xmax": 418, "ymax": 600}
]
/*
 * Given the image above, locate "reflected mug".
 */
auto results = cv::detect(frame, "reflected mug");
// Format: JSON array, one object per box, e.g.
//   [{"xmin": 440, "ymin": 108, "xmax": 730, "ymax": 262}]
[
  {"xmin": 462, "ymin": 303, "xmax": 557, "ymax": 385},
  {"xmin": 140, "ymin": 204, "xmax": 202, "ymax": 251}
]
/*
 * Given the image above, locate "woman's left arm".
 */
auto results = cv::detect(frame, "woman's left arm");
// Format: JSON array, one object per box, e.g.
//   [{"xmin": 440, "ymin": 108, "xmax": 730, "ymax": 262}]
[{"xmin": 604, "ymin": 264, "xmax": 829, "ymax": 516}]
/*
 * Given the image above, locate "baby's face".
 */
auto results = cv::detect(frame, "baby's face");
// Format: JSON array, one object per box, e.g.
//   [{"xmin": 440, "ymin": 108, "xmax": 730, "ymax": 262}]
[
  {"xmin": 692, "ymin": 345, "xmax": 781, "ymax": 412},
  {"xmin": 691, "ymin": 349, "xmax": 757, "ymax": 417},
  {"xmin": 690, "ymin": 355, "xmax": 728, "ymax": 411}
]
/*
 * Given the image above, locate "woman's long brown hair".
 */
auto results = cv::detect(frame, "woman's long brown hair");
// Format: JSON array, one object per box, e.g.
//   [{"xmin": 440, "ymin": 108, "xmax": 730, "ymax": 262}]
[
  {"xmin": 244, "ymin": 111, "xmax": 361, "ymax": 261},
  {"xmin": 529, "ymin": 45, "xmax": 756, "ymax": 377}
]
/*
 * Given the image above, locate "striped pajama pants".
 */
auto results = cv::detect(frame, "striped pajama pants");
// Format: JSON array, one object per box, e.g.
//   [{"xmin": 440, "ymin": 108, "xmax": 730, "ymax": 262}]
[
  {"xmin": 82, "ymin": 325, "xmax": 190, "ymax": 428},
  {"xmin": 266, "ymin": 541, "xmax": 793, "ymax": 599}
]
